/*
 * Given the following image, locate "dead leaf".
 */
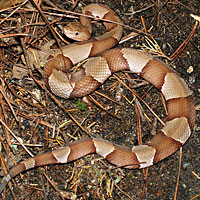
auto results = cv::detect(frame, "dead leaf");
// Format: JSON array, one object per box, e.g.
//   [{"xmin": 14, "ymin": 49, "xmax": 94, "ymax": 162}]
[
  {"xmin": 0, "ymin": 0, "xmax": 25, "ymax": 10},
  {"xmin": 24, "ymin": 40, "xmax": 57, "ymax": 72},
  {"xmin": 12, "ymin": 64, "xmax": 28, "ymax": 79}
]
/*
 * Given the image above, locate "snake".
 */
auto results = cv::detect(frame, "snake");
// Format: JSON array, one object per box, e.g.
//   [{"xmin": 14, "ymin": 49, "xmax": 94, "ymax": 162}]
[{"xmin": 0, "ymin": 4, "xmax": 195, "ymax": 193}]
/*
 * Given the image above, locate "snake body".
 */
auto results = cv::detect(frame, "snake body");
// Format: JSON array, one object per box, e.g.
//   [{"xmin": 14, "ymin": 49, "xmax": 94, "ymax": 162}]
[{"xmin": 0, "ymin": 4, "xmax": 195, "ymax": 193}]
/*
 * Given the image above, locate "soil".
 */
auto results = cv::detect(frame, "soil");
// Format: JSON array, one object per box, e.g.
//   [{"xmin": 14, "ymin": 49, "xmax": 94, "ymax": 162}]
[{"xmin": 0, "ymin": 0, "xmax": 199, "ymax": 199}]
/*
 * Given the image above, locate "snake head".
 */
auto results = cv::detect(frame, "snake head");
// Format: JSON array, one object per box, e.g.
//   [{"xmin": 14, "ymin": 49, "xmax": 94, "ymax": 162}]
[{"xmin": 63, "ymin": 22, "xmax": 91, "ymax": 41}]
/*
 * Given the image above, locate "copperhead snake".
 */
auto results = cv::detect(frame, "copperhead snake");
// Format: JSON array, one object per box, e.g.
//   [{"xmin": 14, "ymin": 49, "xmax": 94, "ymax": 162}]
[{"xmin": 0, "ymin": 4, "xmax": 196, "ymax": 193}]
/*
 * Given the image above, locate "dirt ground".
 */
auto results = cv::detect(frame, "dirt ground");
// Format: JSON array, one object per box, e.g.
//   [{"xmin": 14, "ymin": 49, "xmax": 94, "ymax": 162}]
[{"xmin": 0, "ymin": 0, "xmax": 199, "ymax": 199}]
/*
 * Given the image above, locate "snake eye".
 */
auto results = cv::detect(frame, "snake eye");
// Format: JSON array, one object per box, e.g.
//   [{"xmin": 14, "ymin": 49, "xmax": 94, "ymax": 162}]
[{"xmin": 75, "ymin": 32, "xmax": 79, "ymax": 36}]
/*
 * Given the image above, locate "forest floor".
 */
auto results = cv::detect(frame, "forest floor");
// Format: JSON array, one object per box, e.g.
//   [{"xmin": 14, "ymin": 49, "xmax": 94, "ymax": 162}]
[{"xmin": 0, "ymin": 0, "xmax": 199, "ymax": 199}]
